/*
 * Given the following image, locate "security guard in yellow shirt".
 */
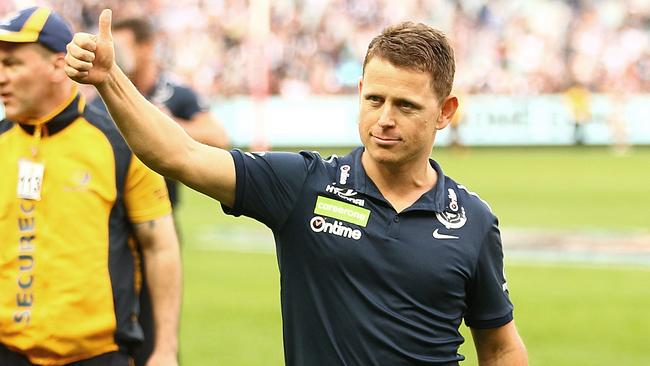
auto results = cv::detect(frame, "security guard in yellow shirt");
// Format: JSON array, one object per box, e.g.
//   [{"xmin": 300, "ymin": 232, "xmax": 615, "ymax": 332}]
[{"xmin": 0, "ymin": 7, "xmax": 181, "ymax": 366}]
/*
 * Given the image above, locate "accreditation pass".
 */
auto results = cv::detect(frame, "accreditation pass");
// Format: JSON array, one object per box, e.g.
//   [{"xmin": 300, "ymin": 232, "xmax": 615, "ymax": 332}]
[{"xmin": 17, "ymin": 159, "xmax": 45, "ymax": 201}]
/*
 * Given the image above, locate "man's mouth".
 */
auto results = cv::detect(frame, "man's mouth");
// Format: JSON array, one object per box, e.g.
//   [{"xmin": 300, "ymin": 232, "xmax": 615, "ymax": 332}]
[{"xmin": 371, "ymin": 134, "xmax": 401, "ymax": 144}]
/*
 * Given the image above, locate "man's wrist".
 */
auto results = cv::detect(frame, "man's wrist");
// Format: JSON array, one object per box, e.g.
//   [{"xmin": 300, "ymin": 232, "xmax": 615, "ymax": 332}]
[
  {"xmin": 95, "ymin": 62, "xmax": 120, "ymax": 93},
  {"xmin": 154, "ymin": 339, "xmax": 179, "ymax": 355}
]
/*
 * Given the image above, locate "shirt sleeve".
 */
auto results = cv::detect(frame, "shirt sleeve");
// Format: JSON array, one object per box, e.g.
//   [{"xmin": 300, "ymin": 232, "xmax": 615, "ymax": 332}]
[
  {"xmin": 165, "ymin": 85, "xmax": 206, "ymax": 120},
  {"xmin": 123, "ymin": 155, "xmax": 172, "ymax": 223},
  {"xmin": 464, "ymin": 217, "xmax": 514, "ymax": 329},
  {"xmin": 222, "ymin": 149, "xmax": 313, "ymax": 230}
]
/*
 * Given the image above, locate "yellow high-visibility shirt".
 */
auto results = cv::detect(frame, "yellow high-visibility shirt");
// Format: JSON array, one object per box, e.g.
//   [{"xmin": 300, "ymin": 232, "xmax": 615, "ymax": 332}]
[{"xmin": 0, "ymin": 91, "xmax": 171, "ymax": 365}]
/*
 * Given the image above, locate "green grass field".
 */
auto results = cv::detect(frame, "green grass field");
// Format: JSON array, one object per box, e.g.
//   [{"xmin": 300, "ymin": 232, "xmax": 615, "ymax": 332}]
[{"xmin": 175, "ymin": 146, "xmax": 650, "ymax": 365}]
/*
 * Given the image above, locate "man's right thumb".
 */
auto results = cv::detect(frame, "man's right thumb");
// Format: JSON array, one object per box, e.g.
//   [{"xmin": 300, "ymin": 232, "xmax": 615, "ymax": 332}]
[{"xmin": 98, "ymin": 9, "xmax": 112, "ymax": 41}]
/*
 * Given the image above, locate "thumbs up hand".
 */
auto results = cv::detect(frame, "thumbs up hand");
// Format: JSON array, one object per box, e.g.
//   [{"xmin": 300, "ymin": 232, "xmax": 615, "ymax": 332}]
[{"xmin": 65, "ymin": 9, "xmax": 115, "ymax": 85}]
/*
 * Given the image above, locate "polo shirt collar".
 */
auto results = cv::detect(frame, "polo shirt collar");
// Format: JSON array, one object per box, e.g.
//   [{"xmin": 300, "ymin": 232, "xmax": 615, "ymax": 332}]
[
  {"xmin": 339, "ymin": 147, "xmax": 447, "ymax": 212},
  {"xmin": 17, "ymin": 86, "xmax": 84, "ymax": 136}
]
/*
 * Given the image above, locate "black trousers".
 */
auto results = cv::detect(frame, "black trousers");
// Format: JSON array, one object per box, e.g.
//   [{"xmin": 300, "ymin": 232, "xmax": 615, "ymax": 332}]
[{"xmin": 0, "ymin": 344, "xmax": 131, "ymax": 366}]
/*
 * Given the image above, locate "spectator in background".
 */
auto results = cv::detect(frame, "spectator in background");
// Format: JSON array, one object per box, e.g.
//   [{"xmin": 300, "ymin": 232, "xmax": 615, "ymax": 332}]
[
  {"xmin": 0, "ymin": 7, "xmax": 181, "ymax": 366},
  {"xmin": 564, "ymin": 81, "xmax": 592, "ymax": 145}
]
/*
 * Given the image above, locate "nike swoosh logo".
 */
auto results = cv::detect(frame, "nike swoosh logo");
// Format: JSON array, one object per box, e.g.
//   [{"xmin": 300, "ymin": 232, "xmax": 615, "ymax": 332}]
[{"xmin": 433, "ymin": 229, "xmax": 459, "ymax": 240}]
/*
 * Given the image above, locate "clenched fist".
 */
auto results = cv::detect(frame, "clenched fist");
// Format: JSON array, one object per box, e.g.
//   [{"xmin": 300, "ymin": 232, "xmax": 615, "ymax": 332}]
[{"xmin": 65, "ymin": 9, "xmax": 115, "ymax": 86}]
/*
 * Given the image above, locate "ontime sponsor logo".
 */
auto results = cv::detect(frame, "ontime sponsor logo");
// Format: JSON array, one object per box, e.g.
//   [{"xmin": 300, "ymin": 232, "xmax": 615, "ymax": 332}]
[{"xmin": 310, "ymin": 216, "xmax": 362, "ymax": 240}]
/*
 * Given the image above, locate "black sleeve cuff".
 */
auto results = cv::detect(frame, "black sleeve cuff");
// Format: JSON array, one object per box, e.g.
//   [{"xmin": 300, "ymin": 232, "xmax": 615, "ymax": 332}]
[
  {"xmin": 465, "ymin": 311, "xmax": 513, "ymax": 329},
  {"xmin": 220, "ymin": 150, "xmax": 245, "ymax": 217}
]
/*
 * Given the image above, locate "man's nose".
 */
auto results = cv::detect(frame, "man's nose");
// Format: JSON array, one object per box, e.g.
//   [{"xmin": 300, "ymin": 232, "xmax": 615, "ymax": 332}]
[{"xmin": 377, "ymin": 105, "xmax": 396, "ymax": 127}]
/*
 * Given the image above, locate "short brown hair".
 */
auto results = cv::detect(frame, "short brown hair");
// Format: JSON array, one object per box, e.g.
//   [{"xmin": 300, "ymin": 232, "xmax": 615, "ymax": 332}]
[
  {"xmin": 113, "ymin": 17, "xmax": 155, "ymax": 44},
  {"xmin": 362, "ymin": 22, "xmax": 455, "ymax": 100}
]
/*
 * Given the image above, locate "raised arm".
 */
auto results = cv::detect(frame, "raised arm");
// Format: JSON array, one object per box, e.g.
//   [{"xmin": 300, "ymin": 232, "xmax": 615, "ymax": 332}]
[{"xmin": 64, "ymin": 9, "xmax": 235, "ymax": 206}]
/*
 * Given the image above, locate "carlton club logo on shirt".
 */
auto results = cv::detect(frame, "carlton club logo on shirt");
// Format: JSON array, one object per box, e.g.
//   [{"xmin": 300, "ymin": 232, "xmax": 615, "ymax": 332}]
[
  {"xmin": 310, "ymin": 216, "xmax": 362, "ymax": 240},
  {"xmin": 435, "ymin": 188, "xmax": 467, "ymax": 230}
]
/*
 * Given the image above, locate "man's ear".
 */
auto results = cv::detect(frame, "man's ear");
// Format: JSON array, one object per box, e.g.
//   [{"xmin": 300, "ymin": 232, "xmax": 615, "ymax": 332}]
[
  {"xmin": 436, "ymin": 95, "xmax": 458, "ymax": 130},
  {"xmin": 50, "ymin": 53, "xmax": 68, "ymax": 83}
]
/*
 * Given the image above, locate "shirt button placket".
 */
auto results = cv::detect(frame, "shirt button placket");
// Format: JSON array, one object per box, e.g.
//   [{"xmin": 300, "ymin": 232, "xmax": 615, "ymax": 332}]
[{"xmin": 388, "ymin": 215, "xmax": 400, "ymax": 238}]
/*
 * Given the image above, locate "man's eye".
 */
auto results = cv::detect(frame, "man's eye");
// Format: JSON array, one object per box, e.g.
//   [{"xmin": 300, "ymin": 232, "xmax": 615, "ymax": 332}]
[{"xmin": 400, "ymin": 101, "xmax": 414, "ymax": 109}]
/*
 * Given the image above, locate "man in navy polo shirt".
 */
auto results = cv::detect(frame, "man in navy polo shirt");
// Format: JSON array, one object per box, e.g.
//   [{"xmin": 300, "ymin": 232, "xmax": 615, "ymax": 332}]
[{"xmin": 66, "ymin": 10, "xmax": 528, "ymax": 365}]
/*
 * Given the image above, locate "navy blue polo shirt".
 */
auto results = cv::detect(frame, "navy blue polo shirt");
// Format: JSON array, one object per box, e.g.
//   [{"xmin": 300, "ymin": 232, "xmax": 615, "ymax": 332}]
[{"xmin": 223, "ymin": 147, "xmax": 513, "ymax": 366}]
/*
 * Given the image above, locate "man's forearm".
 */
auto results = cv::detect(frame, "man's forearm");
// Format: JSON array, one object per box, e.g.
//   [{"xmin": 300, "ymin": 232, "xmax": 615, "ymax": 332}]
[
  {"xmin": 133, "ymin": 213, "xmax": 182, "ymax": 366},
  {"xmin": 96, "ymin": 66, "xmax": 192, "ymax": 179},
  {"xmin": 473, "ymin": 322, "xmax": 528, "ymax": 366},
  {"xmin": 478, "ymin": 346, "xmax": 528, "ymax": 366},
  {"xmin": 142, "ymin": 231, "xmax": 182, "ymax": 355},
  {"xmin": 66, "ymin": 12, "xmax": 239, "ymax": 206}
]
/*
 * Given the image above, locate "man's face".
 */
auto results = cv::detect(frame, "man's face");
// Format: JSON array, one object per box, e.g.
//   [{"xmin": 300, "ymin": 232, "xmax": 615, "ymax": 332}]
[
  {"xmin": 113, "ymin": 29, "xmax": 137, "ymax": 75},
  {"xmin": 358, "ymin": 57, "xmax": 451, "ymax": 168},
  {"xmin": 0, "ymin": 43, "xmax": 57, "ymax": 122},
  {"xmin": 113, "ymin": 29, "xmax": 152, "ymax": 76}
]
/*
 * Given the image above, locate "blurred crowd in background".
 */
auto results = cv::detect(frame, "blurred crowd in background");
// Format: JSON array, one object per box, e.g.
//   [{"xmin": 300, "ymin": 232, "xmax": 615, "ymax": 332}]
[{"xmin": 3, "ymin": 0, "xmax": 650, "ymax": 98}]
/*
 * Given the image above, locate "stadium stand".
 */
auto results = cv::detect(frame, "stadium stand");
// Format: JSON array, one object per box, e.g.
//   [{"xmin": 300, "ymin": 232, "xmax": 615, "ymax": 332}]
[{"xmin": 3, "ymin": 0, "xmax": 649, "ymax": 97}]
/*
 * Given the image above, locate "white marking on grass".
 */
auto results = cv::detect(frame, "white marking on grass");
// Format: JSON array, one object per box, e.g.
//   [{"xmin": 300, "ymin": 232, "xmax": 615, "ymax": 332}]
[
  {"xmin": 506, "ymin": 250, "xmax": 650, "ymax": 270},
  {"xmin": 191, "ymin": 225, "xmax": 650, "ymax": 268},
  {"xmin": 506, "ymin": 258, "xmax": 650, "ymax": 272},
  {"xmin": 194, "ymin": 226, "xmax": 275, "ymax": 253}
]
